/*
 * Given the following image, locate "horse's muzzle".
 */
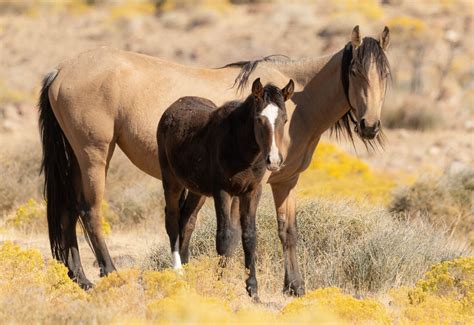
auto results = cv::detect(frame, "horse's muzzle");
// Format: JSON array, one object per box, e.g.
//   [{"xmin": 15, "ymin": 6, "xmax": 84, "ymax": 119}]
[{"xmin": 358, "ymin": 119, "xmax": 380, "ymax": 139}]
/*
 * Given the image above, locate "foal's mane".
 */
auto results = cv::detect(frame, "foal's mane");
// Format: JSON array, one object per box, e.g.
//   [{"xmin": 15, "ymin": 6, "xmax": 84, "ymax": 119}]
[
  {"xmin": 221, "ymin": 37, "xmax": 391, "ymax": 149},
  {"xmin": 217, "ymin": 83, "xmax": 284, "ymax": 119}
]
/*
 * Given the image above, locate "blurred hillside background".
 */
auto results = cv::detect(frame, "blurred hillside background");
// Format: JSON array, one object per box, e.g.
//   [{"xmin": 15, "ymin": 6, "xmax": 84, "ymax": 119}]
[
  {"xmin": 0, "ymin": 1, "xmax": 473, "ymax": 323},
  {"xmin": 0, "ymin": 0, "xmax": 472, "ymax": 168}
]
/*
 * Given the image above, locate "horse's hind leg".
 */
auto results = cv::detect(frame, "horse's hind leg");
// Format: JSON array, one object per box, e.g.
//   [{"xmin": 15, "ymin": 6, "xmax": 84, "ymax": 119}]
[
  {"xmin": 178, "ymin": 192, "xmax": 206, "ymax": 263},
  {"xmin": 76, "ymin": 142, "xmax": 116, "ymax": 277},
  {"xmin": 61, "ymin": 210, "xmax": 92, "ymax": 289},
  {"xmin": 59, "ymin": 163, "xmax": 92, "ymax": 288}
]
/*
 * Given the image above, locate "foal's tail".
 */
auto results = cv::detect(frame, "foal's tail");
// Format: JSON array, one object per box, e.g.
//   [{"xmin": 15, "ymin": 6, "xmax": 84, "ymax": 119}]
[{"xmin": 38, "ymin": 70, "xmax": 76, "ymax": 264}]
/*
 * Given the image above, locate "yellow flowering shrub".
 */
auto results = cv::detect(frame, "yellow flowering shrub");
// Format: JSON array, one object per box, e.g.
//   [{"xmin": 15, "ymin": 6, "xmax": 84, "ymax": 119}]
[
  {"xmin": 6, "ymin": 198, "xmax": 46, "ymax": 232},
  {"xmin": 331, "ymin": 0, "xmax": 384, "ymax": 19},
  {"xmin": 299, "ymin": 143, "xmax": 396, "ymax": 203},
  {"xmin": 109, "ymin": 0, "xmax": 155, "ymax": 20},
  {"xmin": 283, "ymin": 287, "xmax": 390, "ymax": 324},
  {"xmin": 388, "ymin": 16, "xmax": 427, "ymax": 36},
  {"xmin": 390, "ymin": 257, "xmax": 474, "ymax": 324},
  {"xmin": 1, "ymin": 242, "xmax": 471, "ymax": 324},
  {"xmin": 6, "ymin": 199, "xmax": 114, "ymax": 235},
  {"xmin": 0, "ymin": 241, "xmax": 86, "ymax": 301}
]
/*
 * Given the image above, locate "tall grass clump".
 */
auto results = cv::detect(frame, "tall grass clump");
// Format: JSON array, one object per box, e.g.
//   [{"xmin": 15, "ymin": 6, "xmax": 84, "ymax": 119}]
[
  {"xmin": 383, "ymin": 96, "xmax": 440, "ymax": 131},
  {"xmin": 0, "ymin": 144, "xmax": 42, "ymax": 215},
  {"xmin": 390, "ymin": 167, "xmax": 474, "ymax": 240},
  {"xmin": 145, "ymin": 196, "xmax": 467, "ymax": 295}
]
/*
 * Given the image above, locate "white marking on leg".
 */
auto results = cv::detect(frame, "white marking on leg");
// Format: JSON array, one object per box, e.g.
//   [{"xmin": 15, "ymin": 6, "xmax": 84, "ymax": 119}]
[
  {"xmin": 261, "ymin": 103, "xmax": 280, "ymax": 165},
  {"xmin": 172, "ymin": 251, "xmax": 182, "ymax": 269}
]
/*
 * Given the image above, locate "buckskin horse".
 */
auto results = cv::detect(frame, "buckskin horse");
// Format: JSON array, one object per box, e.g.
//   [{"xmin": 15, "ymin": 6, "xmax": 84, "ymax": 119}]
[{"xmin": 38, "ymin": 25, "xmax": 390, "ymax": 294}]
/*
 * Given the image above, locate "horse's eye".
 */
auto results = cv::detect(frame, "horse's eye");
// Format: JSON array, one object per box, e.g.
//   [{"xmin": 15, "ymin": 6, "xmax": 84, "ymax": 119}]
[{"xmin": 256, "ymin": 116, "xmax": 265, "ymax": 124}]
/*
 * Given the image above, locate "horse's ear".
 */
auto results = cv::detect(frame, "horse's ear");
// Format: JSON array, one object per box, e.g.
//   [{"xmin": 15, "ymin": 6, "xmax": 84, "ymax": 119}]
[
  {"xmin": 351, "ymin": 25, "xmax": 362, "ymax": 49},
  {"xmin": 252, "ymin": 78, "xmax": 263, "ymax": 98},
  {"xmin": 379, "ymin": 26, "xmax": 390, "ymax": 50},
  {"xmin": 282, "ymin": 79, "xmax": 294, "ymax": 101}
]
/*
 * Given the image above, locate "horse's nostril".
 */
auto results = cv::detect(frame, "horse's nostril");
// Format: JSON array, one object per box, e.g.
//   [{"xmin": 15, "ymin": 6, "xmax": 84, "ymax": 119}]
[
  {"xmin": 266, "ymin": 155, "xmax": 271, "ymax": 165},
  {"xmin": 360, "ymin": 118, "xmax": 366, "ymax": 130},
  {"xmin": 376, "ymin": 120, "xmax": 381, "ymax": 128}
]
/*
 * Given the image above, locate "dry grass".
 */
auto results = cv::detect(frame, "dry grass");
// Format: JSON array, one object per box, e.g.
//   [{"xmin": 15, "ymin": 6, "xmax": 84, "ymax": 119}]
[
  {"xmin": 1, "ymin": 239, "xmax": 472, "ymax": 324},
  {"xmin": 390, "ymin": 167, "xmax": 474, "ymax": 240},
  {"xmin": 383, "ymin": 95, "xmax": 440, "ymax": 131},
  {"xmin": 145, "ymin": 196, "xmax": 467, "ymax": 295}
]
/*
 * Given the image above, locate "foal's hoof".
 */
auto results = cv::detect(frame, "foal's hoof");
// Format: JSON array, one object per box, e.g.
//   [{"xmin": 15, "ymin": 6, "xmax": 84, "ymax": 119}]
[
  {"xmin": 78, "ymin": 279, "xmax": 94, "ymax": 291},
  {"xmin": 283, "ymin": 280, "xmax": 305, "ymax": 297},
  {"xmin": 246, "ymin": 279, "xmax": 259, "ymax": 301}
]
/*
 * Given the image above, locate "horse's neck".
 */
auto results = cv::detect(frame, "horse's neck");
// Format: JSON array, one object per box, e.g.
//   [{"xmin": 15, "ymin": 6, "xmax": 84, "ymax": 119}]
[{"xmin": 267, "ymin": 49, "xmax": 350, "ymax": 138}]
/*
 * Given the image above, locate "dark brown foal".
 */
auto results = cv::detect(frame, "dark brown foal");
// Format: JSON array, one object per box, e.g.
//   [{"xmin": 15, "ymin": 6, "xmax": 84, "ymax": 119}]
[{"xmin": 157, "ymin": 78, "xmax": 294, "ymax": 299}]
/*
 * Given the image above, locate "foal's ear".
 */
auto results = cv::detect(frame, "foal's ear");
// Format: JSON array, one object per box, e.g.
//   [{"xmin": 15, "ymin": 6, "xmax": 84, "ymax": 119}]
[
  {"xmin": 379, "ymin": 26, "xmax": 390, "ymax": 51},
  {"xmin": 351, "ymin": 25, "xmax": 362, "ymax": 49},
  {"xmin": 252, "ymin": 78, "xmax": 264, "ymax": 98},
  {"xmin": 282, "ymin": 79, "xmax": 294, "ymax": 101}
]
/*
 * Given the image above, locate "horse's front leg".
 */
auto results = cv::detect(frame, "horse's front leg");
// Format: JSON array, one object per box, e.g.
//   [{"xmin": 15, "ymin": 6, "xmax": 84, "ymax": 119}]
[
  {"xmin": 213, "ymin": 190, "xmax": 233, "ymax": 259},
  {"xmin": 239, "ymin": 185, "xmax": 262, "ymax": 300},
  {"xmin": 271, "ymin": 178, "xmax": 305, "ymax": 296}
]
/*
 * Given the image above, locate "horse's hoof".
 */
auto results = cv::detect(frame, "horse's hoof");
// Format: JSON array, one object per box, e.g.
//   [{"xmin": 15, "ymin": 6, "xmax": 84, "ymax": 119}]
[{"xmin": 283, "ymin": 281, "xmax": 305, "ymax": 297}]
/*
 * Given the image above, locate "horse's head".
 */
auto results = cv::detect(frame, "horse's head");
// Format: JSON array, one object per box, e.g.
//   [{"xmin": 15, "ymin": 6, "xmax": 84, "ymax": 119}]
[
  {"xmin": 346, "ymin": 25, "xmax": 391, "ymax": 140},
  {"xmin": 251, "ymin": 78, "xmax": 294, "ymax": 172}
]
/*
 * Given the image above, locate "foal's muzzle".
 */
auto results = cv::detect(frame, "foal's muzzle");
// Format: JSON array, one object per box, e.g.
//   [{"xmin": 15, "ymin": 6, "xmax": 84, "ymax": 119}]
[
  {"xmin": 358, "ymin": 119, "xmax": 380, "ymax": 140},
  {"xmin": 266, "ymin": 153, "xmax": 283, "ymax": 172}
]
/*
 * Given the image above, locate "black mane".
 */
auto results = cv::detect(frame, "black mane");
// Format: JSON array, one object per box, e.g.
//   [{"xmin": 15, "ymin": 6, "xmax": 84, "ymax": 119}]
[{"xmin": 221, "ymin": 37, "xmax": 390, "ymax": 150}]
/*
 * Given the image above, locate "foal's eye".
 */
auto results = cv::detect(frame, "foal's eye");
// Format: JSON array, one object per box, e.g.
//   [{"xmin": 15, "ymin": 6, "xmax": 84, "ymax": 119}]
[{"xmin": 256, "ymin": 116, "xmax": 265, "ymax": 124}]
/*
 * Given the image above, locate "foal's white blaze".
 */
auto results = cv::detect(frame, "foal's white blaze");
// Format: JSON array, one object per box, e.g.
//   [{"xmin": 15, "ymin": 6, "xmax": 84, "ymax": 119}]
[
  {"xmin": 172, "ymin": 251, "xmax": 182, "ymax": 269},
  {"xmin": 261, "ymin": 103, "xmax": 280, "ymax": 166}
]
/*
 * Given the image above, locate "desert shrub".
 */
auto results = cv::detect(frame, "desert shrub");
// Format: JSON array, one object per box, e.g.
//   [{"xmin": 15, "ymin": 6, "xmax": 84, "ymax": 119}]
[
  {"xmin": 0, "ymin": 242, "xmax": 88, "ymax": 323},
  {"xmin": 5, "ymin": 199, "xmax": 114, "ymax": 235},
  {"xmin": 330, "ymin": 0, "xmax": 384, "ymax": 19},
  {"xmin": 145, "ymin": 197, "xmax": 466, "ymax": 295},
  {"xmin": 5, "ymin": 198, "xmax": 45, "ymax": 232},
  {"xmin": 390, "ymin": 167, "xmax": 474, "ymax": 238},
  {"xmin": 105, "ymin": 150, "xmax": 164, "ymax": 229},
  {"xmin": 0, "ymin": 144, "xmax": 42, "ymax": 215},
  {"xmin": 1, "ymin": 242, "xmax": 472, "ymax": 323},
  {"xmin": 298, "ymin": 143, "xmax": 396, "ymax": 203},
  {"xmin": 390, "ymin": 257, "xmax": 474, "ymax": 324},
  {"xmin": 283, "ymin": 287, "xmax": 390, "ymax": 324},
  {"xmin": 383, "ymin": 96, "xmax": 440, "ymax": 130}
]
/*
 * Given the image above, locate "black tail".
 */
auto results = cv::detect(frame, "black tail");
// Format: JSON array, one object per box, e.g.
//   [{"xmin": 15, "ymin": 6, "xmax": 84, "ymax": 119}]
[{"xmin": 38, "ymin": 70, "xmax": 77, "ymax": 263}]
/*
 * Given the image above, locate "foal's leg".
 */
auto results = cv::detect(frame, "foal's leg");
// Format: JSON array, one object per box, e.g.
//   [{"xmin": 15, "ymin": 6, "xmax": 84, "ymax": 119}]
[
  {"xmin": 239, "ymin": 185, "xmax": 262, "ymax": 300},
  {"xmin": 224, "ymin": 197, "xmax": 242, "ymax": 256},
  {"xmin": 179, "ymin": 192, "xmax": 206, "ymax": 263},
  {"xmin": 161, "ymin": 171, "xmax": 185, "ymax": 269},
  {"xmin": 271, "ymin": 178, "xmax": 305, "ymax": 296},
  {"xmin": 213, "ymin": 190, "xmax": 233, "ymax": 258}
]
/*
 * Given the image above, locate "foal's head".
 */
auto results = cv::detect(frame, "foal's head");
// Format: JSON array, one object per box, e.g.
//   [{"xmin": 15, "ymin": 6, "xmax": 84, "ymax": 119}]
[
  {"xmin": 251, "ymin": 78, "xmax": 294, "ymax": 172},
  {"xmin": 347, "ymin": 25, "xmax": 391, "ymax": 140}
]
